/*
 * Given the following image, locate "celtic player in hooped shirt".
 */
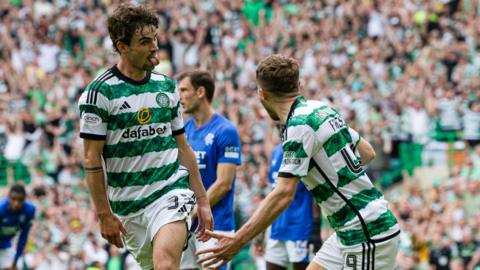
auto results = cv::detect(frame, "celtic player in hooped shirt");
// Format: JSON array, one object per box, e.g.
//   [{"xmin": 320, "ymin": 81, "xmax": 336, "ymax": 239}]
[
  {"xmin": 197, "ymin": 55, "xmax": 400, "ymax": 270},
  {"xmin": 78, "ymin": 4, "xmax": 212, "ymax": 270}
]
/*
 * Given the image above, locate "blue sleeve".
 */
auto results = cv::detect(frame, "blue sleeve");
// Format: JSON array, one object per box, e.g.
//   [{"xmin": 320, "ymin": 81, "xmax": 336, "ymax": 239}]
[
  {"xmin": 15, "ymin": 206, "xmax": 35, "ymax": 262},
  {"xmin": 268, "ymin": 145, "xmax": 283, "ymax": 184},
  {"xmin": 268, "ymin": 163, "xmax": 275, "ymax": 184},
  {"xmin": 216, "ymin": 125, "xmax": 241, "ymax": 165}
]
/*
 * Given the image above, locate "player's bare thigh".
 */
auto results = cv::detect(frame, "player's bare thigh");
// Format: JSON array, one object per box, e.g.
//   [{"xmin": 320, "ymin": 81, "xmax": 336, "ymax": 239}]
[
  {"xmin": 152, "ymin": 220, "xmax": 188, "ymax": 270},
  {"xmin": 306, "ymin": 261, "xmax": 327, "ymax": 270}
]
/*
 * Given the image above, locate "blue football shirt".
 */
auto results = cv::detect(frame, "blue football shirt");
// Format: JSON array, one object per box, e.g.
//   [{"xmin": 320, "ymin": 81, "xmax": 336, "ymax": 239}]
[
  {"xmin": 269, "ymin": 144, "xmax": 313, "ymax": 241},
  {"xmin": 185, "ymin": 114, "xmax": 241, "ymax": 231}
]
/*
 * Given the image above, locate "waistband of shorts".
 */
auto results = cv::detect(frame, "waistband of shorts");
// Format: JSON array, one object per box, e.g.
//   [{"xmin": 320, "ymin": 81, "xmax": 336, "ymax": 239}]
[{"xmin": 368, "ymin": 229, "xmax": 400, "ymax": 244}]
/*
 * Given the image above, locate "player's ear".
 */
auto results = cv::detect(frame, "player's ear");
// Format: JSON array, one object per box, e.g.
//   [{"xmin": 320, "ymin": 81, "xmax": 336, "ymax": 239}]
[
  {"xmin": 116, "ymin": 40, "xmax": 128, "ymax": 54},
  {"xmin": 258, "ymin": 88, "xmax": 267, "ymax": 100},
  {"xmin": 196, "ymin": 86, "xmax": 206, "ymax": 99}
]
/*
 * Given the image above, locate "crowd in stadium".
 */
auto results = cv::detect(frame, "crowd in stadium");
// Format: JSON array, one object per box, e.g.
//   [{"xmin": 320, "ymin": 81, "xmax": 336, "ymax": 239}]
[{"xmin": 0, "ymin": 0, "xmax": 480, "ymax": 269}]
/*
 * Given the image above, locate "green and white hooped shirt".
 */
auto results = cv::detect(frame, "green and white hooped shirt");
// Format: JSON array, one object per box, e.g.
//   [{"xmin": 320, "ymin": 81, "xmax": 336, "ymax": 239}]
[
  {"xmin": 278, "ymin": 96, "xmax": 399, "ymax": 246},
  {"xmin": 78, "ymin": 66, "xmax": 190, "ymax": 217}
]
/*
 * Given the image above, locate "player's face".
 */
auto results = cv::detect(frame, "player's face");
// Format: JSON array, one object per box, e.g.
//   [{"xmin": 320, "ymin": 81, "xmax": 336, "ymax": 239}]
[
  {"xmin": 179, "ymin": 77, "xmax": 200, "ymax": 114},
  {"xmin": 123, "ymin": 26, "xmax": 159, "ymax": 71},
  {"xmin": 8, "ymin": 192, "xmax": 25, "ymax": 213}
]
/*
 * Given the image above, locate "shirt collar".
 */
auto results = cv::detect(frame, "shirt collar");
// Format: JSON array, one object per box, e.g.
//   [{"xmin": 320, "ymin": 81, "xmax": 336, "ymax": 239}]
[{"xmin": 281, "ymin": 96, "xmax": 305, "ymax": 141}]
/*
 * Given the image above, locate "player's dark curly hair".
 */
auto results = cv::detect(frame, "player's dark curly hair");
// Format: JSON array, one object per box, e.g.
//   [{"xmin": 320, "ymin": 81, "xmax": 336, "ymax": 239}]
[{"xmin": 107, "ymin": 4, "xmax": 159, "ymax": 53}]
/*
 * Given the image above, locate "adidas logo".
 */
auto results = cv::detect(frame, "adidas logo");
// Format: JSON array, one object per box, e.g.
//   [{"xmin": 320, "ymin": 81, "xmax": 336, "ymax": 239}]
[
  {"xmin": 119, "ymin": 101, "xmax": 131, "ymax": 110},
  {"xmin": 178, "ymin": 205, "xmax": 188, "ymax": 213}
]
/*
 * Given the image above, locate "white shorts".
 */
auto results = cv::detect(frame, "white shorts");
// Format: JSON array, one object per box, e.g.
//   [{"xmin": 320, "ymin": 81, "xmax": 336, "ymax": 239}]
[
  {"xmin": 0, "ymin": 247, "xmax": 15, "ymax": 269},
  {"xmin": 313, "ymin": 232, "xmax": 400, "ymax": 270},
  {"xmin": 180, "ymin": 230, "xmax": 233, "ymax": 270},
  {"xmin": 265, "ymin": 239, "xmax": 309, "ymax": 267},
  {"xmin": 120, "ymin": 189, "xmax": 195, "ymax": 270}
]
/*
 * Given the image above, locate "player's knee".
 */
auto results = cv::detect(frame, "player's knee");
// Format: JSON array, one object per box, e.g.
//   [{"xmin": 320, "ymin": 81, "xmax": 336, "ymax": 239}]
[
  {"xmin": 153, "ymin": 259, "xmax": 177, "ymax": 270},
  {"xmin": 153, "ymin": 250, "xmax": 180, "ymax": 270}
]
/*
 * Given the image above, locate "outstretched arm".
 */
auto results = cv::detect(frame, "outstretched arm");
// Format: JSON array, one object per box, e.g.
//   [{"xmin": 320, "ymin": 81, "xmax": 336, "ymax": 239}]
[
  {"xmin": 236, "ymin": 176, "xmax": 298, "ymax": 241},
  {"xmin": 197, "ymin": 176, "xmax": 299, "ymax": 268}
]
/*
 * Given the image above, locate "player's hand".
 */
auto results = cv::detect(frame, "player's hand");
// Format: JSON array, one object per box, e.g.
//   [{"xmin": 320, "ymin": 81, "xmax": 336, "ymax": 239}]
[
  {"xmin": 195, "ymin": 198, "xmax": 214, "ymax": 242},
  {"xmin": 196, "ymin": 231, "xmax": 241, "ymax": 269},
  {"xmin": 8, "ymin": 263, "xmax": 17, "ymax": 270},
  {"xmin": 98, "ymin": 212, "xmax": 127, "ymax": 248}
]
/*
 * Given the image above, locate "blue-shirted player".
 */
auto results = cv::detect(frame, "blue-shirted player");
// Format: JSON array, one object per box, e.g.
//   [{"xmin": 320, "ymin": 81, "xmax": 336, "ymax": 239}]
[
  {"xmin": 177, "ymin": 70, "xmax": 241, "ymax": 270},
  {"xmin": 266, "ymin": 143, "xmax": 313, "ymax": 270},
  {"xmin": 0, "ymin": 184, "xmax": 35, "ymax": 270}
]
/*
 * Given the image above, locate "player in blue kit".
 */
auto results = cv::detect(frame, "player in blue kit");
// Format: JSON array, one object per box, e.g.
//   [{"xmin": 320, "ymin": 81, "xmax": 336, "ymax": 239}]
[
  {"xmin": 0, "ymin": 184, "xmax": 35, "ymax": 270},
  {"xmin": 177, "ymin": 70, "xmax": 241, "ymax": 270},
  {"xmin": 266, "ymin": 142, "xmax": 313, "ymax": 270}
]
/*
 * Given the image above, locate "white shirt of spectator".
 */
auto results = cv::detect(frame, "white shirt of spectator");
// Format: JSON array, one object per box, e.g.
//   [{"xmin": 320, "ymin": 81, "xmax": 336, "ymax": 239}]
[
  {"xmin": 368, "ymin": 10, "xmax": 385, "ymax": 37},
  {"xmin": 4, "ymin": 132, "xmax": 25, "ymax": 161},
  {"xmin": 463, "ymin": 107, "xmax": 480, "ymax": 140},
  {"xmin": 406, "ymin": 107, "xmax": 430, "ymax": 144},
  {"xmin": 38, "ymin": 43, "xmax": 60, "ymax": 73},
  {"xmin": 437, "ymin": 98, "xmax": 462, "ymax": 131}
]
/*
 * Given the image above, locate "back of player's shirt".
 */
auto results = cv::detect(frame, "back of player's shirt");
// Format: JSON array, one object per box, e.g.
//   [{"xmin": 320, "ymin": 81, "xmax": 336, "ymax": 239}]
[
  {"xmin": 278, "ymin": 96, "xmax": 399, "ymax": 246},
  {"xmin": 78, "ymin": 66, "xmax": 188, "ymax": 217},
  {"xmin": 268, "ymin": 144, "xmax": 312, "ymax": 241},
  {"xmin": 185, "ymin": 114, "xmax": 241, "ymax": 231},
  {"xmin": 0, "ymin": 198, "xmax": 35, "ymax": 249}
]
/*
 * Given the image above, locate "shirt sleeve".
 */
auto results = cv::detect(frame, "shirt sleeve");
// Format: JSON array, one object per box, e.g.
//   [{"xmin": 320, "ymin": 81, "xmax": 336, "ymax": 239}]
[
  {"xmin": 171, "ymin": 85, "xmax": 184, "ymax": 135},
  {"xmin": 216, "ymin": 125, "xmax": 241, "ymax": 165},
  {"xmin": 78, "ymin": 84, "xmax": 110, "ymax": 140},
  {"xmin": 348, "ymin": 127, "xmax": 361, "ymax": 150},
  {"xmin": 278, "ymin": 125, "xmax": 316, "ymax": 178}
]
